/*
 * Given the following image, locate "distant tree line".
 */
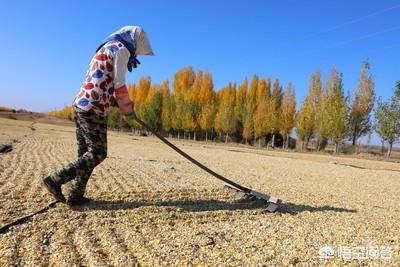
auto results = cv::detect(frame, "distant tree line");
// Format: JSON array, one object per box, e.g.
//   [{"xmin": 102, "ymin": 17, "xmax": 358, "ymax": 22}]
[
  {"xmin": 121, "ymin": 67, "xmax": 296, "ymax": 149},
  {"xmin": 49, "ymin": 60, "xmax": 400, "ymax": 157},
  {"xmin": 296, "ymin": 61, "xmax": 375, "ymax": 154},
  {"xmin": 375, "ymin": 81, "xmax": 400, "ymax": 157},
  {"xmin": 48, "ymin": 106, "xmax": 73, "ymax": 120}
]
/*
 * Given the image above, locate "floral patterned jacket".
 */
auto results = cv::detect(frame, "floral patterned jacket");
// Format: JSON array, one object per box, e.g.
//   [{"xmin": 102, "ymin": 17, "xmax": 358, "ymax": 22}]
[{"xmin": 73, "ymin": 40, "xmax": 132, "ymax": 117}]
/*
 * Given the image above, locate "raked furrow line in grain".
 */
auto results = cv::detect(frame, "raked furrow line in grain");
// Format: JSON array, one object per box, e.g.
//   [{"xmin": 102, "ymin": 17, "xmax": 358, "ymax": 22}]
[
  {"xmin": 14, "ymin": 225, "xmax": 50, "ymax": 266},
  {"xmin": 48, "ymin": 226, "xmax": 84, "ymax": 266},
  {"xmin": 0, "ymin": 232, "xmax": 19, "ymax": 266},
  {"xmin": 95, "ymin": 225, "xmax": 140, "ymax": 266},
  {"xmin": 72, "ymin": 226, "xmax": 112, "ymax": 266}
]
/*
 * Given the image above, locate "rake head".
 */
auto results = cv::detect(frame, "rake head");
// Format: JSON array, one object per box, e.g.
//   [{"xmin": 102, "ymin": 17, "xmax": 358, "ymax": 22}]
[{"xmin": 224, "ymin": 183, "xmax": 281, "ymax": 212}]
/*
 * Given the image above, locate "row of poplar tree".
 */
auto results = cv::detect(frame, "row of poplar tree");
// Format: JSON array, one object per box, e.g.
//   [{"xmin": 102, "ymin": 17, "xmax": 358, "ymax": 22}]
[
  {"xmin": 56, "ymin": 60, "xmax": 399, "ymax": 156},
  {"xmin": 296, "ymin": 61, "xmax": 374, "ymax": 154},
  {"xmin": 296, "ymin": 60, "xmax": 400, "ymax": 158},
  {"xmin": 108, "ymin": 66, "xmax": 296, "ymax": 149}
]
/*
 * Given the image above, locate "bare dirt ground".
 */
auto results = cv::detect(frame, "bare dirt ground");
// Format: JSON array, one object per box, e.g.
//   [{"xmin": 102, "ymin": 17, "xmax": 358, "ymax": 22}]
[{"xmin": 0, "ymin": 117, "xmax": 399, "ymax": 266}]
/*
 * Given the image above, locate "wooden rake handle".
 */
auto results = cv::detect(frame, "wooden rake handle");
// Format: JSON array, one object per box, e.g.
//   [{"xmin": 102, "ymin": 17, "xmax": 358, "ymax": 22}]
[{"xmin": 135, "ymin": 118, "xmax": 251, "ymax": 193}]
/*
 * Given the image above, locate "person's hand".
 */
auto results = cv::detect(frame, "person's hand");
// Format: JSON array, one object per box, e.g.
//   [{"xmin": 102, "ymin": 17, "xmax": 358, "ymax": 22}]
[{"xmin": 125, "ymin": 112, "xmax": 137, "ymax": 122}]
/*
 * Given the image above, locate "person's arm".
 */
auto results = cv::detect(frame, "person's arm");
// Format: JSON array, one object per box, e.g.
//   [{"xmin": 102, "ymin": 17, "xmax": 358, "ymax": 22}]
[{"xmin": 113, "ymin": 46, "xmax": 134, "ymax": 115}]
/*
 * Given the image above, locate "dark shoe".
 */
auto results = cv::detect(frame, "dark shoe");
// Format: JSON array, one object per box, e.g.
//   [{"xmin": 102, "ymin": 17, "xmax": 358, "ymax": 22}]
[
  {"xmin": 67, "ymin": 196, "xmax": 92, "ymax": 206},
  {"xmin": 43, "ymin": 176, "xmax": 66, "ymax": 203}
]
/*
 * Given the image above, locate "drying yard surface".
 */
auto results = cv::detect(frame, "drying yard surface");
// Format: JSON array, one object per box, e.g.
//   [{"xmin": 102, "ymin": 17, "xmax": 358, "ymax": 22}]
[{"xmin": 0, "ymin": 117, "xmax": 399, "ymax": 266}]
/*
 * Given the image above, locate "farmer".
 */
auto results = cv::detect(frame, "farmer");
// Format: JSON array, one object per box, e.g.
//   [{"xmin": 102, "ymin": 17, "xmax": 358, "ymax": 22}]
[{"xmin": 43, "ymin": 26, "xmax": 154, "ymax": 205}]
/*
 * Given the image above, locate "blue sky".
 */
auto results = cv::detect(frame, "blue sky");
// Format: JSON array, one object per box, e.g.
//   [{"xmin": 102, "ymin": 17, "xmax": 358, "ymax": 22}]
[{"xmin": 0, "ymin": 0, "xmax": 399, "ymax": 114}]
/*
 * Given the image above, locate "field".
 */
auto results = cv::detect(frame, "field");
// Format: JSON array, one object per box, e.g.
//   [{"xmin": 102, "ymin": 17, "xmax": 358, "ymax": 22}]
[{"xmin": 0, "ymin": 117, "xmax": 399, "ymax": 266}]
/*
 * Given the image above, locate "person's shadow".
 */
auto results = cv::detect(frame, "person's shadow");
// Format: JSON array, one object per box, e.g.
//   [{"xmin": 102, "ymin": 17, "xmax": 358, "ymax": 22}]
[{"xmin": 72, "ymin": 198, "xmax": 357, "ymax": 215}]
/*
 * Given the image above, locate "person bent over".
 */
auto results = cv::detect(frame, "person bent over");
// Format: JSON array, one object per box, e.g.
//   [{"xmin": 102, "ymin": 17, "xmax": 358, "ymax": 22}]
[{"xmin": 43, "ymin": 26, "xmax": 154, "ymax": 206}]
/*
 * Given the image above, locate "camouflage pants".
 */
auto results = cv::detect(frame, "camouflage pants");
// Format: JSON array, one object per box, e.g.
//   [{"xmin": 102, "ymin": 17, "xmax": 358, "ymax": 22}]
[{"xmin": 52, "ymin": 107, "xmax": 107, "ymax": 199}]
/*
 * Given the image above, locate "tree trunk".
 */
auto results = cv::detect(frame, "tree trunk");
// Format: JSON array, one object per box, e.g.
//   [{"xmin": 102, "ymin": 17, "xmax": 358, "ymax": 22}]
[
  {"xmin": 258, "ymin": 138, "xmax": 261, "ymax": 147},
  {"xmin": 178, "ymin": 131, "xmax": 180, "ymax": 139},
  {"xmin": 352, "ymin": 129, "xmax": 358, "ymax": 154},
  {"xmin": 205, "ymin": 131, "xmax": 208, "ymax": 142},
  {"xmin": 334, "ymin": 143, "xmax": 339, "ymax": 154},
  {"xmin": 225, "ymin": 133, "xmax": 228, "ymax": 143},
  {"xmin": 352, "ymin": 132, "xmax": 357, "ymax": 146},
  {"xmin": 387, "ymin": 142, "xmax": 393, "ymax": 158},
  {"xmin": 271, "ymin": 134, "xmax": 275, "ymax": 148},
  {"xmin": 286, "ymin": 134, "xmax": 289, "ymax": 149}
]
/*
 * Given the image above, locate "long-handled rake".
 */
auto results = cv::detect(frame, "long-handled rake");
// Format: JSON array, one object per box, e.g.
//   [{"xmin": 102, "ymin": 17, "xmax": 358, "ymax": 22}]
[{"xmin": 135, "ymin": 118, "xmax": 281, "ymax": 212}]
